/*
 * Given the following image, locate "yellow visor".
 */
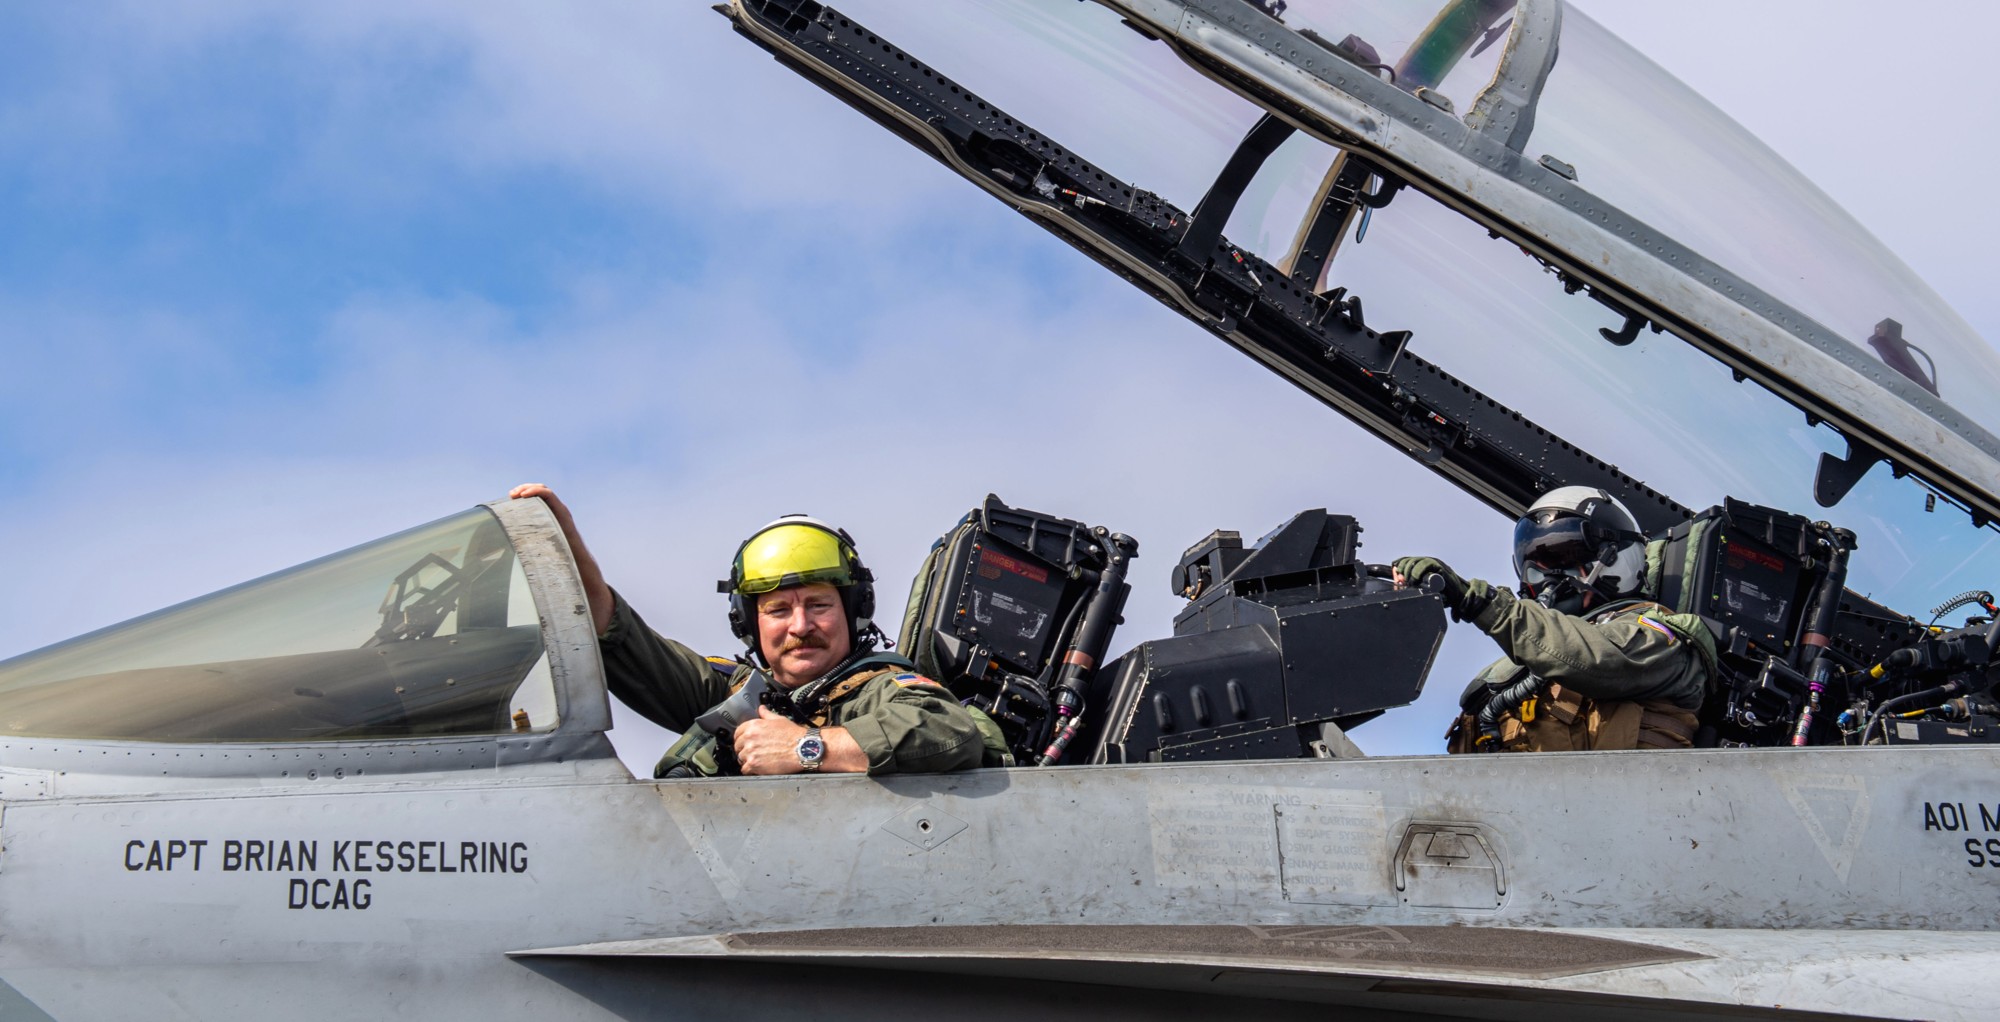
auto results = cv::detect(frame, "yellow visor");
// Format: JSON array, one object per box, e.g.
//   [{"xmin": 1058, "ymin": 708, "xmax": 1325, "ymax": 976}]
[{"xmin": 734, "ymin": 523, "xmax": 854, "ymax": 594}]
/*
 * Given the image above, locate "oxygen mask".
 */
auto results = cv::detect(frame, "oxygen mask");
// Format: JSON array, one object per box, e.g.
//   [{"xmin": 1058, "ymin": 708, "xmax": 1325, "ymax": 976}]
[{"xmin": 1529, "ymin": 572, "xmax": 1594, "ymax": 615}]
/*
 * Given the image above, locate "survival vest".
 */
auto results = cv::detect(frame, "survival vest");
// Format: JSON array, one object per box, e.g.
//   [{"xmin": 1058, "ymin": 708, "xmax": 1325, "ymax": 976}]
[
  {"xmin": 1445, "ymin": 598, "xmax": 1713, "ymax": 754},
  {"xmin": 655, "ymin": 652, "xmax": 1012, "ymax": 777}
]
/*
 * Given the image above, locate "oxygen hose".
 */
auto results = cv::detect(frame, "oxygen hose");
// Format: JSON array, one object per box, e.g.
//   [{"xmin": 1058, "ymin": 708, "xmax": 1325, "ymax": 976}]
[
  {"xmin": 1474, "ymin": 674, "xmax": 1541, "ymax": 751},
  {"xmin": 1869, "ymin": 646, "xmax": 1925, "ymax": 681}
]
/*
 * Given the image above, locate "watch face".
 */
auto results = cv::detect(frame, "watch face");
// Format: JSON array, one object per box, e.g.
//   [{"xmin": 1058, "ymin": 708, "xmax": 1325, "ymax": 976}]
[{"xmin": 796, "ymin": 735, "xmax": 825, "ymax": 762}]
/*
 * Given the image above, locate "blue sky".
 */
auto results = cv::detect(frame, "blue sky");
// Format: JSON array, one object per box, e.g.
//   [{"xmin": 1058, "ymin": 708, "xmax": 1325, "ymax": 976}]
[{"xmin": 4, "ymin": 0, "xmax": 1996, "ymax": 767}]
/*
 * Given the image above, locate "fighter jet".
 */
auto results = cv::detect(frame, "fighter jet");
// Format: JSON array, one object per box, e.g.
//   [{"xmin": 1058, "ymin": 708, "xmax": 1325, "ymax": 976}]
[{"xmin": 1, "ymin": 1, "xmax": 1996, "ymax": 1019}]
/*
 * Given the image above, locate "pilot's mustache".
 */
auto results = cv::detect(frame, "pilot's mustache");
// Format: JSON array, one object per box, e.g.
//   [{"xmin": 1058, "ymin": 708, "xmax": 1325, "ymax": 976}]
[{"xmin": 777, "ymin": 635, "xmax": 827, "ymax": 654}]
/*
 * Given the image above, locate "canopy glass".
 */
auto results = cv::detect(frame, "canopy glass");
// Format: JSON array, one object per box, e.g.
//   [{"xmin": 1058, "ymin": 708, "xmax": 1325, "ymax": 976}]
[
  {"xmin": 1265, "ymin": 0, "xmax": 1516, "ymax": 112},
  {"xmin": 1330, "ymin": 186, "xmax": 2000, "ymax": 616},
  {"xmin": 1524, "ymin": 6, "xmax": 1999, "ymax": 438}
]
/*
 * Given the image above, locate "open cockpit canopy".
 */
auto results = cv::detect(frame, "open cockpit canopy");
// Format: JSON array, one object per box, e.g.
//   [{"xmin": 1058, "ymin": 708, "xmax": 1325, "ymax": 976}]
[
  {"xmin": 0, "ymin": 505, "xmax": 574, "ymax": 744},
  {"xmin": 741, "ymin": 0, "xmax": 2000, "ymax": 620}
]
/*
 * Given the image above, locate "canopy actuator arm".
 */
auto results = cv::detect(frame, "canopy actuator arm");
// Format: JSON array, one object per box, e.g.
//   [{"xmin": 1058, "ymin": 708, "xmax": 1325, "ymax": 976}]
[
  {"xmin": 1288, "ymin": 151, "xmax": 1403, "ymax": 288},
  {"xmin": 1178, "ymin": 113, "xmax": 1296, "ymax": 265},
  {"xmin": 1179, "ymin": 113, "xmax": 1408, "ymax": 291}
]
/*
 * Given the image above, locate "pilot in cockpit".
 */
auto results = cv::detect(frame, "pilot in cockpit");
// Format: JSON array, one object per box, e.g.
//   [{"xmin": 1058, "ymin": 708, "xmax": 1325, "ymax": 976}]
[
  {"xmin": 509, "ymin": 484, "xmax": 989, "ymax": 777},
  {"xmin": 1394, "ymin": 487, "xmax": 1718, "ymax": 754}
]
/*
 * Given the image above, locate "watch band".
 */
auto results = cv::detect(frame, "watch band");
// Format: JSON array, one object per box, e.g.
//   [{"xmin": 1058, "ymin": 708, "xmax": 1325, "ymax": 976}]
[{"xmin": 797, "ymin": 726, "xmax": 825, "ymax": 772}]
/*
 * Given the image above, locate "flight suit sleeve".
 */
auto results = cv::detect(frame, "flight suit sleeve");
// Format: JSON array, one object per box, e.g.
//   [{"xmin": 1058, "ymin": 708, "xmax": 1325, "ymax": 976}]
[
  {"xmin": 1468, "ymin": 588, "xmax": 1704, "ymax": 708},
  {"xmin": 834, "ymin": 674, "xmax": 985, "ymax": 775},
  {"xmin": 596, "ymin": 588, "xmax": 732, "ymax": 733}
]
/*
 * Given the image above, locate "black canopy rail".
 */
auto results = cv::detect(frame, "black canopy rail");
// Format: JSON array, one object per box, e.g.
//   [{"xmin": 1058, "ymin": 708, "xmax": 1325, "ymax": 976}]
[{"xmin": 726, "ymin": 0, "xmax": 1693, "ymax": 531}]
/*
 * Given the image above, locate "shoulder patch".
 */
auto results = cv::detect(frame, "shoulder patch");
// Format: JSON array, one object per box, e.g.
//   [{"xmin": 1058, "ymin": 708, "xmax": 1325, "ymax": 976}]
[
  {"xmin": 1636, "ymin": 616, "xmax": 1678, "ymax": 642},
  {"xmin": 892, "ymin": 672, "xmax": 943, "ymax": 689}
]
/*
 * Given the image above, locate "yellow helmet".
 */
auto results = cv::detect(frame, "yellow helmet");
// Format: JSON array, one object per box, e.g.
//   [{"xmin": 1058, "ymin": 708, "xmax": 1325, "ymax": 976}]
[
  {"xmin": 731, "ymin": 520, "xmax": 859, "ymax": 594},
  {"xmin": 720, "ymin": 516, "xmax": 877, "ymax": 656}
]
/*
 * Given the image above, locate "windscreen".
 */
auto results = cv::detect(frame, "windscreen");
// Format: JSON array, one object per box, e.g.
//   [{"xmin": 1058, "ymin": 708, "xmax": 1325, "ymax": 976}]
[{"xmin": 0, "ymin": 507, "xmax": 558, "ymax": 742}]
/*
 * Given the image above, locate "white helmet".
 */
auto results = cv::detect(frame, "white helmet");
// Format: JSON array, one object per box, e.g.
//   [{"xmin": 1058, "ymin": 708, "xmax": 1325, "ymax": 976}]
[{"xmin": 1511, "ymin": 486, "xmax": 1647, "ymax": 603}]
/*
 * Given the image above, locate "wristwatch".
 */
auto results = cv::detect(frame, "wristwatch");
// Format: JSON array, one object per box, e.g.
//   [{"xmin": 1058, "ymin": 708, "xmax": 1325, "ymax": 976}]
[{"xmin": 795, "ymin": 727, "xmax": 826, "ymax": 773}]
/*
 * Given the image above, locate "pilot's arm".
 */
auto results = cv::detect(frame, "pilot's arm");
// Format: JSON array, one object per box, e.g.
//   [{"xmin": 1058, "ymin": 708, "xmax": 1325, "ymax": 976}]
[
  {"xmin": 508, "ymin": 483, "xmax": 731, "ymax": 729},
  {"xmin": 732, "ymin": 708, "xmax": 870, "ymax": 775},
  {"xmin": 1394, "ymin": 556, "xmax": 1707, "ymax": 709},
  {"xmin": 597, "ymin": 588, "xmax": 732, "ymax": 732},
  {"xmin": 835, "ymin": 674, "xmax": 986, "ymax": 774},
  {"xmin": 508, "ymin": 483, "xmax": 615, "ymax": 635},
  {"xmin": 727, "ymin": 674, "xmax": 983, "ymax": 775},
  {"xmin": 1467, "ymin": 588, "xmax": 1705, "ymax": 708}
]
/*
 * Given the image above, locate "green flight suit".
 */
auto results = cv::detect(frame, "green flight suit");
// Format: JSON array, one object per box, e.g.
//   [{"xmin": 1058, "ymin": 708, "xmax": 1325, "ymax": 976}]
[
  {"xmin": 597, "ymin": 589, "xmax": 986, "ymax": 777},
  {"xmin": 1452, "ymin": 587, "xmax": 1716, "ymax": 752}
]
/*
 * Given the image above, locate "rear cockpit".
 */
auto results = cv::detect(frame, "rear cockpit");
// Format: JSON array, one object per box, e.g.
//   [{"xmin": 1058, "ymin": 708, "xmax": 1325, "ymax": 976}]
[{"xmin": 718, "ymin": 0, "xmax": 2000, "ymax": 752}]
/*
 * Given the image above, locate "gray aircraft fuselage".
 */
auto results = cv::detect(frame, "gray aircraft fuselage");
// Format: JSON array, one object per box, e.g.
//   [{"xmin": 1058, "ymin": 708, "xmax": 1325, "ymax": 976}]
[{"xmin": 0, "ymin": 498, "xmax": 1993, "ymax": 1021}]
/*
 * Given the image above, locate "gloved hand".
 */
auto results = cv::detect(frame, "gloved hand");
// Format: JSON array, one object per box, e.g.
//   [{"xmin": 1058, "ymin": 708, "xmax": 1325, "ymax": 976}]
[
  {"xmin": 1393, "ymin": 555, "xmax": 1465, "ymax": 601},
  {"xmin": 1392, "ymin": 556, "xmax": 1494, "ymax": 622}
]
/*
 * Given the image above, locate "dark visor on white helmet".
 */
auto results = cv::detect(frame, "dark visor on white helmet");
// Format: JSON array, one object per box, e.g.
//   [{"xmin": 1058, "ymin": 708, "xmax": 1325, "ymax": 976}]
[{"xmin": 1512, "ymin": 511, "xmax": 1599, "ymax": 578}]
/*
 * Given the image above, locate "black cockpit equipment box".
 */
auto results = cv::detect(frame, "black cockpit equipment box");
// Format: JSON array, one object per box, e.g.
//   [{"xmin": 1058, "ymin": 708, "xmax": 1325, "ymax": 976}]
[
  {"xmin": 899, "ymin": 495, "xmax": 1135, "ymax": 764},
  {"xmin": 1652, "ymin": 497, "xmax": 1923, "ymax": 744},
  {"xmin": 1082, "ymin": 509, "xmax": 1447, "ymax": 763}
]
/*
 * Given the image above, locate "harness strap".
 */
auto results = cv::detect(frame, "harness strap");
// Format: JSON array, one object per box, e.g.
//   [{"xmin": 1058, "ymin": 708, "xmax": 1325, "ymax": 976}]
[{"xmin": 808, "ymin": 668, "xmax": 892, "ymax": 726}]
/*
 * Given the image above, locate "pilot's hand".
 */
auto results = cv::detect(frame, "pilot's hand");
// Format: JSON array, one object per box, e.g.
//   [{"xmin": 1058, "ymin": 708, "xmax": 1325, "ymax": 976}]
[
  {"xmin": 507, "ymin": 483, "xmax": 613, "ymax": 635},
  {"xmin": 509, "ymin": 483, "xmax": 587, "ymax": 544},
  {"xmin": 1392, "ymin": 556, "xmax": 1491, "ymax": 621},
  {"xmin": 733, "ymin": 706, "xmax": 808, "ymax": 776},
  {"xmin": 1393, "ymin": 556, "xmax": 1464, "ymax": 598},
  {"xmin": 509, "ymin": 482, "xmax": 572, "ymax": 523}
]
